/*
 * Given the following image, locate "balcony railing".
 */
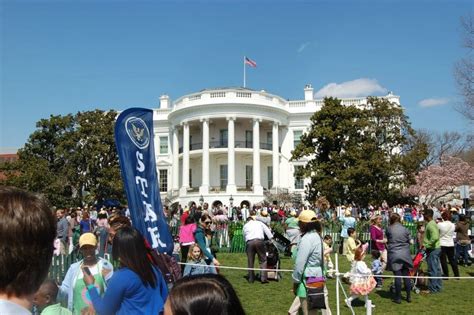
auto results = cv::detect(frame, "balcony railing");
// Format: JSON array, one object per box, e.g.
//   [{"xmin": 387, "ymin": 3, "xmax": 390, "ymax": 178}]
[
  {"xmin": 209, "ymin": 141, "xmax": 228, "ymax": 148},
  {"xmin": 179, "ymin": 141, "xmax": 277, "ymax": 153},
  {"xmin": 235, "ymin": 141, "xmax": 253, "ymax": 148}
]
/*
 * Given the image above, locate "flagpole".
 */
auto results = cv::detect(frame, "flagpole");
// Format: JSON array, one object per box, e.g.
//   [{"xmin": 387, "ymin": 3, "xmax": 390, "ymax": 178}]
[{"xmin": 243, "ymin": 56, "xmax": 246, "ymax": 88}]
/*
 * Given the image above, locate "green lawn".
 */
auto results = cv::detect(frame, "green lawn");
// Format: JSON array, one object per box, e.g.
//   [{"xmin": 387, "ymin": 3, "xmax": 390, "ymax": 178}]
[{"xmin": 217, "ymin": 252, "xmax": 474, "ymax": 315}]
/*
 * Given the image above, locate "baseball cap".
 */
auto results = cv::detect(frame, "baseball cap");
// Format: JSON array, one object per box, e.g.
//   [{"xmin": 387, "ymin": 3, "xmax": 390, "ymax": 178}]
[
  {"xmin": 79, "ymin": 233, "xmax": 97, "ymax": 248},
  {"xmin": 298, "ymin": 210, "xmax": 317, "ymax": 223}
]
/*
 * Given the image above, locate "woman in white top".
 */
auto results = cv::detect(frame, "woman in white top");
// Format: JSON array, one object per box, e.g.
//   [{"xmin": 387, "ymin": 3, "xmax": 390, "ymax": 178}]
[{"xmin": 437, "ymin": 211, "xmax": 459, "ymax": 277}]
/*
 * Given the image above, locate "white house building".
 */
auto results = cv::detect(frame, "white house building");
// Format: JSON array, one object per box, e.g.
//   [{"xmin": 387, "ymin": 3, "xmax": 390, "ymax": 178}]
[{"xmin": 152, "ymin": 85, "xmax": 400, "ymax": 208}]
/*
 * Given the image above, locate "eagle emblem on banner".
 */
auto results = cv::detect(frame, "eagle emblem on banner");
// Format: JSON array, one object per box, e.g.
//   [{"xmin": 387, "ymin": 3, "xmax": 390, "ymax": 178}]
[{"xmin": 125, "ymin": 117, "xmax": 150, "ymax": 149}]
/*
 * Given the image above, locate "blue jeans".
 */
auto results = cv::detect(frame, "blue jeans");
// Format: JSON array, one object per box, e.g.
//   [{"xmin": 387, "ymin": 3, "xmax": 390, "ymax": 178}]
[
  {"xmin": 426, "ymin": 248, "xmax": 442, "ymax": 293},
  {"xmin": 455, "ymin": 243, "xmax": 471, "ymax": 265}
]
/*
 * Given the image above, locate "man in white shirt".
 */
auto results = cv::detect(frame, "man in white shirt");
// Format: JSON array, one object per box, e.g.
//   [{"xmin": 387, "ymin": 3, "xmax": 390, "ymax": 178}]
[{"xmin": 243, "ymin": 217, "xmax": 273, "ymax": 284}]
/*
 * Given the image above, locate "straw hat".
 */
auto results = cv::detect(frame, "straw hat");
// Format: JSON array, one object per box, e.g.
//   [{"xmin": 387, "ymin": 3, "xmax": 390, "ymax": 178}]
[
  {"xmin": 79, "ymin": 233, "xmax": 97, "ymax": 248},
  {"xmin": 298, "ymin": 210, "xmax": 317, "ymax": 223}
]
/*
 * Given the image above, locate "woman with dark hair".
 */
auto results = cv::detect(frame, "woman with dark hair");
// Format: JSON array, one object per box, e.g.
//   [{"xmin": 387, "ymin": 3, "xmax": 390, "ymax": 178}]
[
  {"xmin": 80, "ymin": 211, "xmax": 94, "ymax": 235},
  {"xmin": 369, "ymin": 215, "xmax": 387, "ymax": 270},
  {"xmin": 82, "ymin": 227, "xmax": 168, "ymax": 315},
  {"xmin": 437, "ymin": 211, "xmax": 459, "ymax": 277},
  {"xmin": 290, "ymin": 210, "xmax": 331, "ymax": 315},
  {"xmin": 194, "ymin": 214, "xmax": 220, "ymax": 266},
  {"xmin": 164, "ymin": 274, "xmax": 245, "ymax": 315},
  {"xmin": 455, "ymin": 214, "xmax": 472, "ymax": 266},
  {"xmin": 386, "ymin": 213, "xmax": 413, "ymax": 304}
]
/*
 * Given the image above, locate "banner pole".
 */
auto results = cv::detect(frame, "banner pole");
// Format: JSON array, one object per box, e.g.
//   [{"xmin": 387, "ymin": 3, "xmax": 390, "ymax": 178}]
[{"xmin": 336, "ymin": 253, "xmax": 340, "ymax": 315}]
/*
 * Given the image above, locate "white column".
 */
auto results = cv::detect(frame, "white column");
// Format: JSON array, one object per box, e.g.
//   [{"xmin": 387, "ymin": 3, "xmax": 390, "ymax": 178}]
[
  {"xmin": 227, "ymin": 116, "xmax": 237, "ymax": 194},
  {"xmin": 253, "ymin": 118, "xmax": 263, "ymax": 194},
  {"xmin": 172, "ymin": 127, "xmax": 179, "ymax": 191},
  {"xmin": 200, "ymin": 118, "xmax": 210, "ymax": 195},
  {"xmin": 180, "ymin": 122, "xmax": 190, "ymax": 195},
  {"xmin": 272, "ymin": 122, "xmax": 279, "ymax": 189}
]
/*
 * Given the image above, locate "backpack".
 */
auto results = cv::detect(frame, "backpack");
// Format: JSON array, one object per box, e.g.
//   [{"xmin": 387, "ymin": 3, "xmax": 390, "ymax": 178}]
[{"xmin": 149, "ymin": 249, "xmax": 182, "ymax": 288}]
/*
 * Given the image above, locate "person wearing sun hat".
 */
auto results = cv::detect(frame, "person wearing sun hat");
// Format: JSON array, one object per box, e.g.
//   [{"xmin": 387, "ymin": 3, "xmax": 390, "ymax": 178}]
[
  {"xmin": 256, "ymin": 208, "xmax": 271, "ymax": 227},
  {"xmin": 285, "ymin": 210, "xmax": 301, "ymax": 248},
  {"xmin": 338, "ymin": 208, "xmax": 356, "ymax": 255},
  {"xmin": 290, "ymin": 210, "xmax": 331, "ymax": 315},
  {"xmin": 59, "ymin": 233, "xmax": 114, "ymax": 314}
]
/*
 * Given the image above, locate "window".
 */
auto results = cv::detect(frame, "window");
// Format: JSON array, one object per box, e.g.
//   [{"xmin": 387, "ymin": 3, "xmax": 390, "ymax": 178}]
[
  {"xmin": 159, "ymin": 169, "xmax": 168, "ymax": 192},
  {"xmin": 267, "ymin": 166, "xmax": 273, "ymax": 189},
  {"xmin": 294, "ymin": 165, "xmax": 304, "ymax": 190},
  {"xmin": 267, "ymin": 132, "xmax": 272, "ymax": 146},
  {"xmin": 159, "ymin": 136, "xmax": 168, "ymax": 154},
  {"xmin": 220, "ymin": 165, "xmax": 228, "ymax": 189},
  {"xmin": 220, "ymin": 129, "xmax": 228, "ymax": 147},
  {"xmin": 245, "ymin": 130, "xmax": 253, "ymax": 148},
  {"xmin": 246, "ymin": 165, "xmax": 253, "ymax": 188},
  {"xmin": 293, "ymin": 130, "xmax": 303, "ymax": 148},
  {"xmin": 189, "ymin": 169, "xmax": 192, "ymax": 188}
]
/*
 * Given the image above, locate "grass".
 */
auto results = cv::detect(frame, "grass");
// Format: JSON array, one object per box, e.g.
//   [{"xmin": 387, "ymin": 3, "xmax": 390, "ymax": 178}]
[{"xmin": 217, "ymin": 252, "xmax": 474, "ymax": 315}]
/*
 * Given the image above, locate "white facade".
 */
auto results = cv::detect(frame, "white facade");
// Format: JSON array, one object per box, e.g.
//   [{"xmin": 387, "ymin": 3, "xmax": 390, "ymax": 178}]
[{"xmin": 152, "ymin": 85, "xmax": 400, "ymax": 208}]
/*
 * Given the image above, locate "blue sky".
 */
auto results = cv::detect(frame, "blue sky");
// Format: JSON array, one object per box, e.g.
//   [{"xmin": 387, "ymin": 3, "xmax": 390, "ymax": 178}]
[{"xmin": 1, "ymin": 0, "xmax": 472, "ymax": 151}]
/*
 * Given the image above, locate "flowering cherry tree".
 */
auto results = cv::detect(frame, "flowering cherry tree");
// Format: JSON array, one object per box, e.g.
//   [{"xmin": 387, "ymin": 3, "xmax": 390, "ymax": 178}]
[{"xmin": 404, "ymin": 156, "xmax": 474, "ymax": 205}]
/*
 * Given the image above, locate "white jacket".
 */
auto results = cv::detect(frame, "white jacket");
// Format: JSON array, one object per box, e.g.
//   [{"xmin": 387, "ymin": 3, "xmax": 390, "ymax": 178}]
[{"xmin": 437, "ymin": 221, "xmax": 455, "ymax": 247}]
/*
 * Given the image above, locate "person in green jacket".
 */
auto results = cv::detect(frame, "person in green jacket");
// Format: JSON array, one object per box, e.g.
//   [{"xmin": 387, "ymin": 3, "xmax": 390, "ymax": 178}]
[
  {"xmin": 34, "ymin": 279, "xmax": 72, "ymax": 315},
  {"xmin": 422, "ymin": 209, "xmax": 442, "ymax": 294}
]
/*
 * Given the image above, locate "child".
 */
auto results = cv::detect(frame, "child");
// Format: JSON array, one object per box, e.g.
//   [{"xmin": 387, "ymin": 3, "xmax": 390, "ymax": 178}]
[
  {"xmin": 371, "ymin": 250, "xmax": 383, "ymax": 290},
  {"xmin": 344, "ymin": 228, "xmax": 361, "ymax": 263},
  {"xmin": 183, "ymin": 243, "xmax": 217, "ymax": 276},
  {"xmin": 34, "ymin": 279, "xmax": 72, "ymax": 315},
  {"xmin": 345, "ymin": 246, "xmax": 377, "ymax": 309},
  {"xmin": 416, "ymin": 222, "xmax": 425, "ymax": 251},
  {"xmin": 323, "ymin": 235, "xmax": 335, "ymax": 277},
  {"xmin": 172, "ymin": 235, "xmax": 181, "ymax": 263}
]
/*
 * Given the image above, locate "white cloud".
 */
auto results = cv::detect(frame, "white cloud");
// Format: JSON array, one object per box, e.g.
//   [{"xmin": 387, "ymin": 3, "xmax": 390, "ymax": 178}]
[
  {"xmin": 314, "ymin": 78, "xmax": 388, "ymax": 98},
  {"xmin": 418, "ymin": 97, "xmax": 450, "ymax": 108},
  {"xmin": 297, "ymin": 42, "xmax": 310, "ymax": 53}
]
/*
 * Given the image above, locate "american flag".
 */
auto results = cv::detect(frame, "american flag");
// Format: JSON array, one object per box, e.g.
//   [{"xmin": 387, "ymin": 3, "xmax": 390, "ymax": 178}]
[{"xmin": 245, "ymin": 56, "xmax": 257, "ymax": 67}]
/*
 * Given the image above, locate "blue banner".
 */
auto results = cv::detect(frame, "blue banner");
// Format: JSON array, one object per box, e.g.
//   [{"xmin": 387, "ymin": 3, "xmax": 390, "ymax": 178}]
[{"xmin": 114, "ymin": 108, "xmax": 173, "ymax": 254}]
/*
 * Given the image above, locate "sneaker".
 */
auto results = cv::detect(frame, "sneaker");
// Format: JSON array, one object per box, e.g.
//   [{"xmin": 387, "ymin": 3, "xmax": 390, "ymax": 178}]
[{"xmin": 344, "ymin": 298, "xmax": 352, "ymax": 308}]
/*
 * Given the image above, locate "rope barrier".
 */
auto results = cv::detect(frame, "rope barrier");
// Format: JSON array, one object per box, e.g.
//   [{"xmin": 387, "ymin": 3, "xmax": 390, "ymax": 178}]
[{"xmin": 178, "ymin": 262, "xmax": 474, "ymax": 279}]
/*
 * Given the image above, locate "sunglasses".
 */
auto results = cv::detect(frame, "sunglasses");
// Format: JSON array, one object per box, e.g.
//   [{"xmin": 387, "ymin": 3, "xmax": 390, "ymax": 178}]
[{"xmin": 204, "ymin": 221, "xmax": 212, "ymax": 225}]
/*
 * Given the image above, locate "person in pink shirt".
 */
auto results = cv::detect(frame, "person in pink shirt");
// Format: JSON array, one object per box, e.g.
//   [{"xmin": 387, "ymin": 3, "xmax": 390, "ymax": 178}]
[
  {"xmin": 369, "ymin": 215, "xmax": 387, "ymax": 271},
  {"xmin": 178, "ymin": 216, "xmax": 197, "ymax": 272}
]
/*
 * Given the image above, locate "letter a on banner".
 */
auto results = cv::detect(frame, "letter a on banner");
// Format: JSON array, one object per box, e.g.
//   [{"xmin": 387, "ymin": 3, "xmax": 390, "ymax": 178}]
[{"xmin": 114, "ymin": 108, "xmax": 173, "ymax": 254}]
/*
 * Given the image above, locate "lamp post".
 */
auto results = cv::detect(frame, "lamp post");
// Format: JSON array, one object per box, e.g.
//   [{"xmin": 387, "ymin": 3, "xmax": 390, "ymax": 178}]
[
  {"xmin": 199, "ymin": 195, "xmax": 204, "ymax": 207},
  {"xmin": 229, "ymin": 195, "xmax": 234, "ymax": 208}
]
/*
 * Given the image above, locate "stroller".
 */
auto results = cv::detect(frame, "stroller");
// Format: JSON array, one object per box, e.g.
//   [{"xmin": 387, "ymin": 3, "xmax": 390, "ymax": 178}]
[
  {"xmin": 264, "ymin": 240, "xmax": 282, "ymax": 281},
  {"xmin": 390, "ymin": 248, "xmax": 427, "ymax": 294},
  {"xmin": 272, "ymin": 231, "xmax": 293, "ymax": 257}
]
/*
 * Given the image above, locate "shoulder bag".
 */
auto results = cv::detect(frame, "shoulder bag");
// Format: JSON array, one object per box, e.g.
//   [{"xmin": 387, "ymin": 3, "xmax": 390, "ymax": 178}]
[{"xmin": 303, "ymin": 233, "xmax": 327, "ymax": 310}]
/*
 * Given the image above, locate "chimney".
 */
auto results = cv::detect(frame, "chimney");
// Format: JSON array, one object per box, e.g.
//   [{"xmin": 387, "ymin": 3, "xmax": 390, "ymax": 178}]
[
  {"xmin": 159, "ymin": 95, "xmax": 169, "ymax": 109},
  {"xmin": 304, "ymin": 84, "xmax": 313, "ymax": 101}
]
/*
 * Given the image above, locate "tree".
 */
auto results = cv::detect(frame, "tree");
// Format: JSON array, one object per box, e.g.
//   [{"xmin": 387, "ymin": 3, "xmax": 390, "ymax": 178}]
[
  {"xmin": 291, "ymin": 97, "xmax": 427, "ymax": 207},
  {"xmin": 417, "ymin": 130, "xmax": 468, "ymax": 168},
  {"xmin": 454, "ymin": 13, "xmax": 474, "ymax": 121},
  {"xmin": 404, "ymin": 156, "xmax": 474, "ymax": 205},
  {"xmin": 0, "ymin": 110, "xmax": 124, "ymax": 206}
]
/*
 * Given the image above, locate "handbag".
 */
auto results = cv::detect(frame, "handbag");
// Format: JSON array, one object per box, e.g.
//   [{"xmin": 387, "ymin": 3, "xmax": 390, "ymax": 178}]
[
  {"xmin": 149, "ymin": 248, "xmax": 182, "ymax": 288},
  {"xmin": 303, "ymin": 234, "xmax": 327, "ymax": 310}
]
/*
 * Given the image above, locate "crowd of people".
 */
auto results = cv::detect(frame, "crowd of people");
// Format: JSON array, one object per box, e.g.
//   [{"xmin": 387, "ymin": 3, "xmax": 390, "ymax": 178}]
[
  {"xmin": 1, "ymin": 185, "xmax": 472, "ymax": 315},
  {"xmin": 0, "ymin": 187, "xmax": 244, "ymax": 315}
]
